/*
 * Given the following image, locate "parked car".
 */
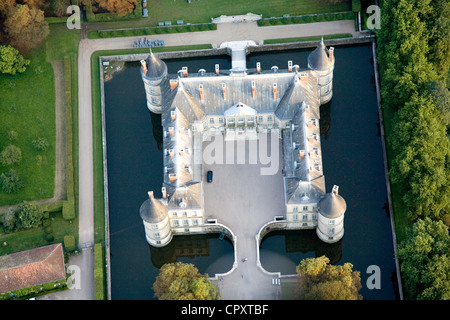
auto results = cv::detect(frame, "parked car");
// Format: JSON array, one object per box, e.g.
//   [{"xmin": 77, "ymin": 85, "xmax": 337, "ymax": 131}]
[{"xmin": 207, "ymin": 170, "xmax": 213, "ymax": 183}]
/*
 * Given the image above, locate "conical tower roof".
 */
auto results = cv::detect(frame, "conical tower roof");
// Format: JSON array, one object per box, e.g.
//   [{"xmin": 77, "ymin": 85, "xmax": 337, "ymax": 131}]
[
  {"xmin": 307, "ymin": 38, "xmax": 332, "ymax": 71},
  {"xmin": 140, "ymin": 192, "xmax": 168, "ymax": 223},
  {"xmin": 318, "ymin": 185, "xmax": 346, "ymax": 218},
  {"xmin": 141, "ymin": 49, "xmax": 167, "ymax": 79}
]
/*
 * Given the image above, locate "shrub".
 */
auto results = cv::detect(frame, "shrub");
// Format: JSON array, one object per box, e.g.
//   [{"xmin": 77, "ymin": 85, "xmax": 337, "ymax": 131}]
[
  {"xmin": 62, "ymin": 200, "xmax": 75, "ymax": 220},
  {"xmin": 32, "ymin": 137, "xmax": 49, "ymax": 151},
  {"xmin": 0, "ymin": 169, "xmax": 23, "ymax": 194},
  {"xmin": 0, "ymin": 145, "xmax": 22, "ymax": 166},
  {"xmin": 15, "ymin": 201, "xmax": 43, "ymax": 229},
  {"xmin": 1, "ymin": 207, "xmax": 17, "ymax": 231},
  {"xmin": 7, "ymin": 130, "xmax": 18, "ymax": 141},
  {"xmin": 44, "ymin": 226, "xmax": 53, "ymax": 234},
  {"xmin": 45, "ymin": 234, "xmax": 54, "ymax": 242},
  {"xmin": 64, "ymin": 235, "xmax": 76, "ymax": 251}
]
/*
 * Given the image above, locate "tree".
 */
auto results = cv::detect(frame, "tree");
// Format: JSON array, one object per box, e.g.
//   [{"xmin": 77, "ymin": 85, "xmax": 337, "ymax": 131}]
[
  {"xmin": 153, "ymin": 262, "xmax": 220, "ymax": 300},
  {"xmin": 0, "ymin": 0, "xmax": 15, "ymax": 16},
  {"xmin": 53, "ymin": 0, "xmax": 71, "ymax": 17},
  {"xmin": 15, "ymin": 201, "xmax": 43, "ymax": 229},
  {"xmin": 295, "ymin": 256, "xmax": 363, "ymax": 300},
  {"xmin": 93, "ymin": 0, "xmax": 138, "ymax": 16},
  {"xmin": 397, "ymin": 218, "xmax": 450, "ymax": 300},
  {"xmin": 0, "ymin": 145, "xmax": 22, "ymax": 166},
  {"xmin": 1, "ymin": 207, "xmax": 17, "ymax": 231},
  {"xmin": 0, "ymin": 45, "xmax": 30, "ymax": 75},
  {"xmin": 32, "ymin": 137, "xmax": 49, "ymax": 151},
  {"xmin": 389, "ymin": 93, "xmax": 450, "ymax": 220},
  {"xmin": 0, "ymin": 169, "xmax": 23, "ymax": 194},
  {"xmin": 424, "ymin": 80, "xmax": 450, "ymax": 126},
  {"xmin": 4, "ymin": 4, "xmax": 49, "ymax": 53}
]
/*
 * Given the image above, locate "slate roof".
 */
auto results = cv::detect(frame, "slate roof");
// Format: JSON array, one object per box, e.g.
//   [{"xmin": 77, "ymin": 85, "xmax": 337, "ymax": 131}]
[
  {"xmin": 0, "ymin": 243, "xmax": 66, "ymax": 294},
  {"xmin": 307, "ymin": 39, "xmax": 332, "ymax": 71}
]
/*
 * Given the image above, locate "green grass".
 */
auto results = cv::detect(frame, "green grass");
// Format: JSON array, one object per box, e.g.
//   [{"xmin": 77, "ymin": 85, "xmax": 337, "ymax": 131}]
[
  {"xmin": 264, "ymin": 33, "xmax": 353, "ymax": 44},
  {"xmin": 0, "ymin": 210, "xmax": 78, "ymax": 256},
  {"xmin": 0, "ymin": 48, "xmax": 56, "ymax": 206},
  {"xmin": 88, "ymin": 0, "xmax": 352, "ymax": 30}
]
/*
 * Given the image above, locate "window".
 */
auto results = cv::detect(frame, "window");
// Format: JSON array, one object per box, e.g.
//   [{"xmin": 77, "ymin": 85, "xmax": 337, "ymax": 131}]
[
  {"xmin": 183, "ymin": 219, "xmax": 189, "ymax": 226},
  {"xmin": 247, "ymin": 117, "xmax": 254, "ymax": 123},
  {"xmin": 192, "ymin": 211, "xmax": 197, "ymax": 216},
  {"xmin": 328, "ymin": 228, "xmax": 335, "ymax": 234},
  {"xmin": 172, "ymin": 212, "xmax": 178, "ymax": 217},
  {"xmin": 151, "ymin": 224, "xmax": 158, "ymax": 230},
  {"xmin": 293, "ymin": 214, "xmax": 298, "ymax": 221},
  {"xmin": 154, "ymin": 232, "xmax": 160, "ymax": 239},
  {"xmin": 302, "ymin": 214, "xmax": 308, "ymax": 220},
  {"xmin": 228, "ymin": 118, "xmax": 235, "ymax": 124},
  {"xmin": 193, "ymin": 219, "xmax": 199, "ymax": 226},
  {"xmin": 238, "ymin": 117, "xmax": 245, "ymax": 123},
  {"xmin": 312, "ymin": 213, "xmax": 318, "ymax": 220},
  {"xmin": 219, "ymin": 117, "xmax": 224, "ymax": 124},
  {"xmin": 303, "ymin": 206, "xmax": 308, "ymax": 211},
  {"xmin": 183, "ymin": 211, "xmax": 188, "ymax": 217},
  {"xmin": 328, "ymin": 219, "xmax": 335, "ymax": 225},
  {"xmin": 258, "ymin": 115, "xmax": 264, "ymax": 122},
  {"xmin": 209, "ymin": 118, "xmax": 215, "ymax": 124},
  {"xmin": 173, "ymin": 220, "xmax": 179, "ymax": 226},
  {"xmin": 267, "ymin": 115, "xmax": 273, "ymax": 121},
  {"xmin": 293, "ymin": 206, "xmax": 298, "ymax": 212},
  {"xmin": 151, "ymin": 97, "xmax": 158, "ymax": 104}
]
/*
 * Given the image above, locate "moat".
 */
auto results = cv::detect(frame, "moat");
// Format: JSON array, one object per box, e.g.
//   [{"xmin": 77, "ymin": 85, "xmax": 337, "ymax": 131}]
[{"xmin": 103, "ymin": 43, "xmax": 399, "ymax": 300}]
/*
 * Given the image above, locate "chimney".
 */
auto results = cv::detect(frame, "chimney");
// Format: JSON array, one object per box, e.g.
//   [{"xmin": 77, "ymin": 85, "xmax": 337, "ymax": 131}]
[
  {"xmin": 299, "ymin": 72, "xmax": 308, "ymax": 85},
  {"xmin": 168, "ymin": 127, "xmax": 174, "ymax": 136},
  {"xmin": 305, "ymin": 104, "xmax": 310, "ymax": 114},
  {"xmin": 171, "ymin": 110, "xmax": 176, "ymax": 121},
  {"xmin": 222, "ymin": 83, "xmax": 227, "ymax": 100},
  {"xmin": 141, "ymin": 60, "xmax": 147, "ymax": 76},
  {"xmin": 299, "ymin": 150, "xmax": 305, "ymax": 158},
  {"xmin": 170, "ymin": 79, "xmax": 178, "ymax": 91},
  {"xmin": 307, "ymin": 121, "xmax": 313, "ymax": 128},
  {"xmin": 215, "ymin": 64, "xmax": 220, "ymax": 75},
  {"xmin": 332, "ymin": 185, "xmax": 339, "ymax": 195},
  {"xmin": 273, "ymin": 83, "xmax": 277, "ymax": 100},
  {"xmin": 199, "ymin": 84, "xmax": 204, "ymax": 101},
  {"xmin": 256, "ymin": 62, "xmax": 261, "ymax": 74},
  {"xmin": 169, "ymin": 173, "xmax": 177, "ymax": 182},
  {"xmin": 169, "ymin": 149, "xmax": 174, "ymax": 158},
  {"xmin": 182, "ymin": 66, "xmax": 188, "ymax": 77},
  {"xmin": 251, "ymin": 81, "xmax": 256, "ymax": 99},
  {"xmin": 162, "ymin": 187, "xmax": 167, "ymax": 199},
  {"xmin": 329, "ymin": 47, "xmax": 334, "ymax": 62},
  {"xmin": 288, "ymin": 60, "xmax": 293, "ymax": 72},
  {"xmin": 179, "ymin": 148, "xmax": 184, "ymax": 156},
  {"xmin": 148, "ymin": 191, "xmax": 154, "ymax": 199}
]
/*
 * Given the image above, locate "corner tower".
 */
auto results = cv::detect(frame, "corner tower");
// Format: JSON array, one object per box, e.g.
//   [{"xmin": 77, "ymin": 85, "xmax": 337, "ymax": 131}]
[
  {"xmin": 140, "ymin": 50, "xmax": 169, "ymax": 114},
  {"xmin": 308, "ymin": 38, "xmax": 335, "ymax": 105},
  {"xmin": 316, "ymin": 185, "xmax": 346, "ymax": 243},
  {"xmin": 140, "ymin": 191, "xmax": 172, "ymax": 247}
]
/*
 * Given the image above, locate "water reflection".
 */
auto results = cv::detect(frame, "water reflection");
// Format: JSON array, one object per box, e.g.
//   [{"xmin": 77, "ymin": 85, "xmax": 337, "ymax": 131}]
[
  {"xmin": 148, "ymin": 111, "xmax": 163, "ymax": 150},
  {"xmin": 260, "ymin": 229, "xmax": 342, "ymax": 274}
]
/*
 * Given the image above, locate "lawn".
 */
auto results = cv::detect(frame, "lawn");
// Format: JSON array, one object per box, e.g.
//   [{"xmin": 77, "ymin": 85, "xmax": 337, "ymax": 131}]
[
  {"xmin": 0, "ymin": 48, "xmax": 56, "ymax": 206},
  {"xmin": 89, "ymin": 0, "xmax": 352, "ymax": 29},
  {"xmin": 146, "ymin": 0, "xmax": 351, "ymax": 24}
]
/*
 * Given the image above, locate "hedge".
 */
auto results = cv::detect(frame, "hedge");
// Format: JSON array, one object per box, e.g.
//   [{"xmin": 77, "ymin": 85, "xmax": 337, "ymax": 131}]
[
  {"xmin": 63, "ymin": 235, "xmax": 76, "ymax": 251},
  {"xmin": 94, "ymin": 243, "xmax": 106, "ymax": 300}
]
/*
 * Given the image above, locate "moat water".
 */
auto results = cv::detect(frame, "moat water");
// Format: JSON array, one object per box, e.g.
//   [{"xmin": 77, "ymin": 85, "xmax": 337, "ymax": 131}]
[{"xmin": 103, "ymin": 43, "xmax": 399, "ymax": 300}]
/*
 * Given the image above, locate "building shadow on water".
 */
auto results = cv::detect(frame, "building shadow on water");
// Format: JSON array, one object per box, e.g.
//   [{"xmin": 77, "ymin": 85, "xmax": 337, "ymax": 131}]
[
  {"xmin": 260, "ymin": 229, "xmax": 342, "ymax": 274},
  {"xmin": 148, "ymin": 233, "xmax": 234, "ymax": 273}
]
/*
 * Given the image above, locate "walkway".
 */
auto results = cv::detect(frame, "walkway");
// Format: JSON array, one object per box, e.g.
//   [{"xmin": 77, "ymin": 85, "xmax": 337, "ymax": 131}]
[{"xmin": 65, "ymin": 19, "xmax": 359, "ymax": 300}]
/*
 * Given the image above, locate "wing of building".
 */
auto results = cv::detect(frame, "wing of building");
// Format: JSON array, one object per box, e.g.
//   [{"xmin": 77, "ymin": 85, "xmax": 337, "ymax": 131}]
[{"xmin": 139, "ymin": 40, "xmax": 345, "ymax": 246}]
